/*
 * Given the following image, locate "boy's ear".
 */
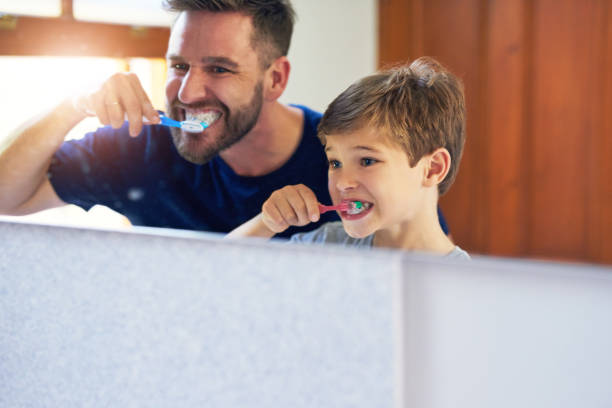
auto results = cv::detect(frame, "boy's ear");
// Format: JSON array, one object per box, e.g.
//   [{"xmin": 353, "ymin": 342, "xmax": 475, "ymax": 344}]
[
  {"xmin": 263, "ymin": 56, "xmax": 291, "ymax": 102},
  {"xmin": 423, "ymin": 147, "xmax": 451, "ymax": 188}
]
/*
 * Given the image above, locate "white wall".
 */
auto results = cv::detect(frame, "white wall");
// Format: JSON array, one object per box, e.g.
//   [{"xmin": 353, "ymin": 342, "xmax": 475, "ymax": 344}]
[{"xmin": 281, "ymin": 0, "xmax": 378, "ymax": 112}]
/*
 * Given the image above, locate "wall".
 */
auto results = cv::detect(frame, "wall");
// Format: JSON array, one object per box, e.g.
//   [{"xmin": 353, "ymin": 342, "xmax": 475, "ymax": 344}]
[
  {"xmin": 379, "ymin": 0, "xmax": 612, "ymax": 264},
  {"xmin": 282, "ymin": 0, "xmax": 378, "ymax": 111}
]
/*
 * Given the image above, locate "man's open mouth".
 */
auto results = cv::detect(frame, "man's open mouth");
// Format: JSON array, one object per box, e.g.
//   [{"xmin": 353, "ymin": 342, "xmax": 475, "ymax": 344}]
[{"xmin": 185, "ymin": 110, "xmax": 222, "ymax": 127}]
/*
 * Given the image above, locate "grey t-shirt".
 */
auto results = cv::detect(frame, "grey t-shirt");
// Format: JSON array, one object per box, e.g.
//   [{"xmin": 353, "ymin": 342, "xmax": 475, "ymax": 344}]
[{"xmin": 289, "ymin": 221, "xmax": 470, "ymax": 259}]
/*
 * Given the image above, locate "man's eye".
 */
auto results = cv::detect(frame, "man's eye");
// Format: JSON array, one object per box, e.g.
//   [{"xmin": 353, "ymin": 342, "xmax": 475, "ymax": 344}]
[
  {"xmin": 361, "ymin": 158, "xmax": 377, "ymax": 166},
  {"xmin": 328, "ymin": 159, "xmax": 341, "ymax": 169},
  {"xmin": 171, "ymin": 63, "xmax": 188, "ymax": 71},
  {"xmin": 211, "ymin": 66, "xmax": 231, "ymax": 74}
]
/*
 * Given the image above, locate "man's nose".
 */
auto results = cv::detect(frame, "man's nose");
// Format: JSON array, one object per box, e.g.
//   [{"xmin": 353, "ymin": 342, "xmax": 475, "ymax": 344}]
[{"xmin": 178, "ymin": 69, "xmax": 208, "ymax": 104}]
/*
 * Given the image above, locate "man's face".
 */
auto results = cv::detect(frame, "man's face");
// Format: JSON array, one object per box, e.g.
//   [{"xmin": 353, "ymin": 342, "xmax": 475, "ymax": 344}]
[{"xmin": 165, "ymin": 11, "xmax": 266, "ymax": 164}]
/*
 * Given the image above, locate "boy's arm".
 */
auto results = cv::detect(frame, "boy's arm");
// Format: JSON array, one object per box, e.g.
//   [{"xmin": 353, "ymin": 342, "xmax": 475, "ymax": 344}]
[
  {"xmin": 226, "ymin": 213, "xmax": 276, "ymax": 239},
  {"xmin": 226, "ymin": 184, "xmax": 321, "ymax": 240}
]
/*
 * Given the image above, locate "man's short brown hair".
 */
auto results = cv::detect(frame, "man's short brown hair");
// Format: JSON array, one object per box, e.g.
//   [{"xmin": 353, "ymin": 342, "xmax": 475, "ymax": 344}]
[
  {"xmin": 318, "ymin": 57, "xmax": 466, "ymax": 195},
  {"xmin": 163, "ymin": 0, "xmax": 295, "ymax": 67}
]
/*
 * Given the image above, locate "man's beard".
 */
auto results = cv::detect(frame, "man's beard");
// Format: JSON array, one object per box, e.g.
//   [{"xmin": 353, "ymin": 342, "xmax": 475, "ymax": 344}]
[{"xmin": 168, "ymin": 81, "xmax": 263, "ymax": 165}]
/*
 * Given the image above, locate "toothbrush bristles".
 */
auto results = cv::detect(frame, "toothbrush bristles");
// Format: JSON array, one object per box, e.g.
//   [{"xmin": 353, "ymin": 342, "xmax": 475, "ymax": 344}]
[{"xmin": 339, "ymin": 201, "xmax": 362, "ymax": 211}]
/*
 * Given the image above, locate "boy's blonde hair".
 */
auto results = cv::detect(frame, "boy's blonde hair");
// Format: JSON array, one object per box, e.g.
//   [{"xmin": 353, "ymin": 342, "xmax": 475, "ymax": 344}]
[{"xmin": 317, "ymin": 56, "xmax": 466, "ymax": 195}]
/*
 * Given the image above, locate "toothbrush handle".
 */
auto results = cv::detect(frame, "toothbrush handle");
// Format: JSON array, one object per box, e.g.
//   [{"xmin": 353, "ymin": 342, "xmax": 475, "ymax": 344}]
[
  {"xmin": 147, "ymin": 115, "xmax": 208, "ymax": 131},
  {"xmin": 158, "ymin": 115, "xmax": 182, "ymax": 128},
  {"xmin": 124, "ymin": 113, "xmax": 181, "ymax": 128},
  {"xmin": 318, "ymin": 203, "xmax": 342, "ymax": 214}
]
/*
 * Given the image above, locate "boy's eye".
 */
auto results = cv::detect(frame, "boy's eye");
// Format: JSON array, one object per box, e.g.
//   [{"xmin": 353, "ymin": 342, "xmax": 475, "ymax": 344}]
[
  {"xmin": 328, "ymin": 159, "xmax": 341, "ymax": 169},
  {"xmin": 360, "ymin": 157, "xmax": 378, "ymax": 166}
]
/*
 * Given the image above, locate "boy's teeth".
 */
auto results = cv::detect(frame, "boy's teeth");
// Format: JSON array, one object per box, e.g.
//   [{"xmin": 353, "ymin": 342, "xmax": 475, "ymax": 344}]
[
  {"xmin": 346, "ymin": 201, "xmax": 370, "ymax": 215},
  {"xmin": 186, "ymin": 111, "xmax": 221, "ymax": 125}
]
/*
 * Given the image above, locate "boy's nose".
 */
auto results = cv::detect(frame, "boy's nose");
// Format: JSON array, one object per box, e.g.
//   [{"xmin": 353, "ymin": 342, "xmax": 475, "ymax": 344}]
[
  {"xmin": 178, "ymin": 70, "xmax": 208, "ymax": 104},
  {"xmin": 334, "ymin": 171, "xmax": 359, "ymax": 191}
]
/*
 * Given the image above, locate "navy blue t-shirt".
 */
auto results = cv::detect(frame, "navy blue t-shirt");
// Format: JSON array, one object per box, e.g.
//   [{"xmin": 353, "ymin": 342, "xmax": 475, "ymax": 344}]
[
  {"xmin": 49, "ymin": 105, "xmax": 337, "ymax": 238},
  {"xmin": 49, "ymin": 104, "xmax": 450, "ymax": 237}
]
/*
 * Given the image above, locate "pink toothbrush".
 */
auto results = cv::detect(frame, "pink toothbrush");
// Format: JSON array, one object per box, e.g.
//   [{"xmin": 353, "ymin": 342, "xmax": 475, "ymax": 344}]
[{"xmin": 318, "ymin": 201, "xmax": 363, "ymax": 214}]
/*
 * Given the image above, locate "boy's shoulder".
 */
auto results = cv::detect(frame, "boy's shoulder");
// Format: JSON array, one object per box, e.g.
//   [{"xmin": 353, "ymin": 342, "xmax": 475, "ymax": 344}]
[
  {"xmin": 448, "ymin": 246, "xmax": 471, "ymax": 260},
  {"xmin": 287, "ymin": 222, "xmax": 470, "ymax": 259}
]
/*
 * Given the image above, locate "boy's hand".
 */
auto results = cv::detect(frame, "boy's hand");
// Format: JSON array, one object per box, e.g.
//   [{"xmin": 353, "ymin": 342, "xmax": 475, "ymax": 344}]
[{"xmin": 261, "ymin": 184, "xmax": 321, "ymax": 233}]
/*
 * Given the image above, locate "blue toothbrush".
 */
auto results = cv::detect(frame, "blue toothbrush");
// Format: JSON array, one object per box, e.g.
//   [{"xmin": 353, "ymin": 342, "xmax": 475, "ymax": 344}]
[
  {"xmin": 129, "ymin": 113, "xmax": 210, "ymax": 132},
  {"xmin": 158, "ymin": 115, "xmax": 209, "ymax": 132}
]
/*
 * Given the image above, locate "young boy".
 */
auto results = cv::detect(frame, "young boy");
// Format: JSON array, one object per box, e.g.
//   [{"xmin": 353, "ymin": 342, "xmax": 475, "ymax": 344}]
[{"xmin": 228, "ymin": 57, "xmax": 469, "ymax": 259}]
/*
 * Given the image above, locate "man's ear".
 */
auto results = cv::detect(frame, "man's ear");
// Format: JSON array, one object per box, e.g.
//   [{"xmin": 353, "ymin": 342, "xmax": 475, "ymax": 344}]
[
  {"xmin": 423, "ymin": 147, "xmax": 451, "ymax": 188},
  {"xmin": 263, "ymin": 56, "xmax": 291, "ymax": 101}
]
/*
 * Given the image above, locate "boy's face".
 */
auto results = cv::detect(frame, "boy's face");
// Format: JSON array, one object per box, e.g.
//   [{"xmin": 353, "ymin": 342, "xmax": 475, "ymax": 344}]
[{"xmin": 325, "ymin": 127, "xmax": 429, "ymax": 239}]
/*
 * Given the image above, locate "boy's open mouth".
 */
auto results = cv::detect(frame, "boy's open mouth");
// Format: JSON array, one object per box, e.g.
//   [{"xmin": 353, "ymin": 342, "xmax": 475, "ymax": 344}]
[{"xmin": 341, "ymin": 200, "xmax": 373, "ymax": 219}]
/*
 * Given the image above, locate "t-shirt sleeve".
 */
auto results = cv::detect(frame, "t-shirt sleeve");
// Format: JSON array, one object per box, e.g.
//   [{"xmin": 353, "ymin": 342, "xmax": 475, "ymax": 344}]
[
  {"xmin": 288, "ymin": 222, "xmax": 357, "ymax": 245},
  {"xmin": 289, "ymin": 224, "xmax": 329, "ymax": 244},
  {"xmin": 447, "ymin": 246, "xmax": 471, "ymax": 260},
  {"xmin": 48, "ymin": 123, "xmax": 145, "ymax": 211}
]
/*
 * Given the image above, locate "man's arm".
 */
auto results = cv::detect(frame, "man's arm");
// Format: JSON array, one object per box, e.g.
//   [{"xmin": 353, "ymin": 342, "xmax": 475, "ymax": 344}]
[
  {"xmin": 0, "ymin": 72, "xmax": 160, "ymax": 215},
  {"xmin": 0, "ymin": 99, "xmax": 83, "ymax": 214}
]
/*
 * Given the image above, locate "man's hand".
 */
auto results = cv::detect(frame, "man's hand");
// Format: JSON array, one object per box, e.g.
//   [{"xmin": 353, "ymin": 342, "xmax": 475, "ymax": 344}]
[
  {"xmin": 72, "ymin": 72, "xmax": 160, "ymax": 137},
  {"xmin": 261, "ymin": 184, "xmax": 321, "ymax": 233}
]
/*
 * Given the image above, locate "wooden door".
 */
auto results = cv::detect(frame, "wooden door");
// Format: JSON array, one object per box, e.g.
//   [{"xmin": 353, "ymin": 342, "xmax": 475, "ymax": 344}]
[{"xmin": 379, "ymin": 0, "xmax": 612, "ymax": 264}]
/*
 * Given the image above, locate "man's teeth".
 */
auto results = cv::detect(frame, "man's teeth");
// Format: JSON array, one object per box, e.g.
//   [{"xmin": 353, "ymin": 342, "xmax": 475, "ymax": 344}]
[
  {"xmin": 346, "ymin": 202, "xmax": 371, "ymax": 215},
  {"xmin": 186, "ymin": 111, "xmax": 221, "ymax": 125}
]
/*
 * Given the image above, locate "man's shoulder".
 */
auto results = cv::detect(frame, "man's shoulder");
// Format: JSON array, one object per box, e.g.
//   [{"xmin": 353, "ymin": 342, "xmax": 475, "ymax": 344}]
[
  {"xmin": 55, "ymin": 123, "xmax": 179, "ymax": 174},
  {"xmin": 288, "ymin": 104, "xmax": 322, "ymax": 146},
  {"xmin": 73, "ymin": 123, "xmax": 172, "ymax": 152},
  {"xmin": 289, "ymin": 104, "xmax": 322, "ymax": 124},
  {"xmin": 69, "ymin": 121, "xmax": 170, "ymax": 142}
]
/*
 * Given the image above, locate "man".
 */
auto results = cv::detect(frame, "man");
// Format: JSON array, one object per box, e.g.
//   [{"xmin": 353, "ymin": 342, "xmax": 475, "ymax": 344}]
[
  {"xmin": 0, "ymin": 0, "xmax": 340, "ymax": 237},
  {"xmin": 0, "ymin": 0, "xmax": 448, "ymax": 237}
]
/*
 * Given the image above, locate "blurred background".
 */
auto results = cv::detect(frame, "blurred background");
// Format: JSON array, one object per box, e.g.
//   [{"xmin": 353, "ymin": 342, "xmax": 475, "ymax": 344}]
[
  {"xmin": 0, "ymin": 0, "xmax": 609, "ymax": 265},
  {"xmin": 378, "ymin": 0, "xmax": 611, "ymax": 265}
]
